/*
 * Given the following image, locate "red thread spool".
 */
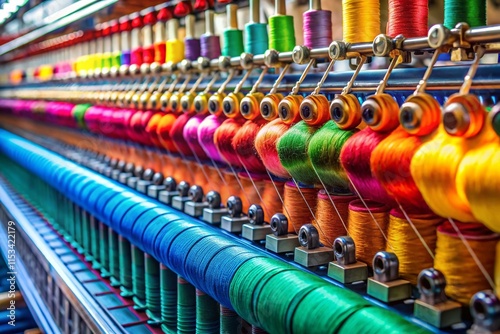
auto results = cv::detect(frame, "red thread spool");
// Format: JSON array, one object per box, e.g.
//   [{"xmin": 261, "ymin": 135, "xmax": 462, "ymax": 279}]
[
  {"xmin": 169, "ymin": 113, "xmax": 193, "ymax": 157},
  {"xmin": 145, "ymin": 111, "xmax": 164, "ymax": 147},
  {"xmin": 130, "ymin": 13, "xmax": 144, "ymax": 65},
  {"xmin": 174, "ymin": 1, "xmax": 192, "ymax": 17},
  {"xmin": 214, "ymin": 118, "xmax": 245, "ymax": 167},
  {"xmin": 340, "ymin": 127, "xmax": 396, "ymax": 206},
  {"xmin": 254, "ymin": 118, "xmax": 291, "ymax": 178},
  {"xmin": 387, "ymin": 0, "xmax": 428, "ymax": 38},
  {"xmin": 233, "ymin": 119, "xmax": 267, "ymax": 173}
]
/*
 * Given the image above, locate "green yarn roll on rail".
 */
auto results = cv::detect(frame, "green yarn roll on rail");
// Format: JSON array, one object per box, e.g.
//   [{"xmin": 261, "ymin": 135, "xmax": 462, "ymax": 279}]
[
  {"xmin": 196, "ymin": 290, "xmax": 220, "ymax": 333},
  {"xmin": 222, "ymin": 29, "xmax": 245, "ymax": 57},
  {"xmin": 160, "ymin": 264, "xmax": 177, "ymax": 333},
  {"xmin": 269, "ymin": 15, "xmax": 295, "ymax": 52},
  {"xmin": 444, "ymin": 0, "xmax": 486, "ymax": 28},
  {"xmin": 245, "ymin": 23, "xmax": 268, "ymax": 55},
  {"xmin": 145, "ymin": 255, "xmax": 162, "ymax": 321},
  {"xmin": 277, "ymin": 120, "xmax": 319, "ymax": 185},
  {"xmin": 132, "ymin": 246, "xmax": 147, "ymax": 308},
  {"xmin": 177, "ymin": 277, "xmax": 196, "ymax": 334},
  {"xmin": 308, "ymin": 121, "xmax": 356, "ymax": 190}
]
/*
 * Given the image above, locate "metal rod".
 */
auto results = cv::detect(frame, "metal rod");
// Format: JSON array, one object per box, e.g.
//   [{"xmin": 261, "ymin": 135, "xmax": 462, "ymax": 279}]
[
  {"xmin": 205, "ymin": 10, "xmax": 215, "ymax": 35},
  {"xmin": 227, "ymin": 4, "xmax": 238, "ymax": 29},
  {"xmin": 250, "ymin": 0, "xmax": 260, "ymax": 23},
  {"xmin": 310, "ymin": 0, "xmax": 321, "ymax": 10},
  {"xmin": 276, "ymin": 0, "xmax": 286, "ymax": 15}
]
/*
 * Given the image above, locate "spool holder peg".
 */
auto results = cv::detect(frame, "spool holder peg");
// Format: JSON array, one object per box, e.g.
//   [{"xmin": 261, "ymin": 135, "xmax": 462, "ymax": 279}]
[
  {"xmin": 103, "ymin": 157, "xmax": 118, "ymax": 177},
  {"xmin": 413, "ymin": 268, "xmax": 462, "ymax": 329},
  {"xmin": 367, "ymin": 251, "xmax": 412, "ymax": 303},
  {"xmin": 119, "ymin": 162, "xmax": 135, "ymax": 184},
  {"xmin": 327, "ymin": 236, "xmax": 368, "ymax": 284},
  {"xmin": 202, "ymin": 191, "xmax": 229, "ymax": 225},
  {"xmin": 265, "ymin": 213, "xmax": 300, "ymax": 253},
  {"xmin": 147, "ymin": 172, "xmax": 166, "ymax": 198},
  {"xmin": 184, "ymin": 185, "xmax": 209, "ymax": 217},
  {"xmin": 127, "ymin": 165, "xmax": 145, "ymax": 189},
  {"xmin": 158, "ymin": 177, "xmax": 180, "ymax": 205},
  {"xmin": 242, "ymin": 204, "xmax": 272, "ymax": 241},
  {"xmin": 171, "ymin": 181, "xmax": 192, "ymax": 211},
  {"xmin": 220, "ymin": 196, "xmax": 250, "ymax": 233},
  {"xmin": 136, "ymin": 168, "xmax": 156, "ymax": 193},
  {"xmin": 469, "ymin": 291, "xmax": 500, "ymax": 334},
  {"xmin": 111, "ymin": 160, "xmax": 127, "ymax": 180},
  {"xmin": 294, "ymin": 224, "xmax": 334, "ymax": 268}
]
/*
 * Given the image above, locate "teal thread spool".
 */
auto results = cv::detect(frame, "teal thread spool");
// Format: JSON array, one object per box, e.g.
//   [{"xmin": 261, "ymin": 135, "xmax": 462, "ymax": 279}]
[
  {"xmin": 244, "ymin": 0, "xmax": 268, "ymax": 55},
  {"xmin": 222, "ymin": 4, "xmax": 244, "ymax": 57},
  {"xmin": 177, "ymin": 276, "xmax": 196, "ymax": 334},
  {"xmin": 145, "ymin": 255, "xmax": 162, "ymax": 322},
  {"xmin": 268, "ymin": 0, "xmax": 295, "ymax": 52},
  {"xmin": 220, "ymin": 306, "xmax": 240, "ymax": 334},
  {"xmin": 119, "ymin": 236, "xmax": 134, "ymax": 298},
  {"xmin": 444, "ymin": 0, "xmax": 486, "ymax": 29},
  {"xmin": 108, "ymin": 228, "xmax": 121, "ymax": 287},
  {"xmin": 161, "ymin": 264, "xmax": 178, "ymax": 333},
  {"xmin": 99, "ymin": 221, "xmax": 110, "ymax": 277},
  {"xmin": 132, "ymin": 245, "xmax": 147, "ymax": 309},
  {"xmin": 90, "ymin": 215, "xmax": 101, "ymax": 270},
  {"xmin": 196, "ymin": 289, "xmax": 220, "ymax": 333}
]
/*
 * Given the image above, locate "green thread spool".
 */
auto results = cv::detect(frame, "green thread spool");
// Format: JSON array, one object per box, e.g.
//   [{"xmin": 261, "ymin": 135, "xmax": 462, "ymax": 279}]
[
  {"xmin": 444, "ymin": 0, "xmax": 486, "ymax": 29},
  {"xmin": 269, "ymin": 15, "xmax": 295, "ymax": 52},
  {"xmin": 108, "ymin": 228, "xmax": 121, "ymax": 286},
  {"xmin": 145, "ymin": 255, "xmax": 162, "ymax": 322},
  {"xmin": 82, "ymin": 210, "xmax": 93, "ymax": 262},
  {"xmin": 132, "ymin": 246, "xmax": 147, "ymax": 309},
  {"xmin": 90, "ymin": 215, "xmax": 101, "ymax": 270},
  {"xmin": 220, "ymin": 306, "xmax": 240, "ymax": 334},
  {"xmin": 111, "ymin": 51, "xmax": 122, "ymax": 69},
  {"xmin": 177, "ymin": 276, "xmax": 196, "ymax": 334},
  {"xmin": 245, "ymin": 23, "xmax": 268, "ymax": 55},
  {"xmin": 119, "ymin": 236, "xmax": 134, "ymax": 298},
  {"xmin": 222, "ymin": 4, "xmax": 244, "ymax": 58},
  {"xmin": 196, "ymin": 290, "xmax": 220, "ymax": 333},
  {"xmin": 308, "ymin": 121, "xmax": 356, "ymax": 190},
  {"xmin": 277, "ymin": 120, "xmax": 319, "ymax": 185},
  {"xmin": 161, "ymin": 264, "xmax": 178, "ymax": 333},
  {"xmin": 99, "ymin": 221, "xmax": 110, "ymax": 277}
]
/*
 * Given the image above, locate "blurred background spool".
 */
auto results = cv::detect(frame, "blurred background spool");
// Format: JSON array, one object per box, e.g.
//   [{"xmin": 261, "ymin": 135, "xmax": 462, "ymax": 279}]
[
  {"xmin": 283, "ymin": 182, "xmax": 318, "ymax": 233},
  {"xmin": 386, "ymin": 209, "xmax": 443, "ymax": 284},
  {"xmin": 347, "ymin": 199, "xmax": 389, "ymax": 266},
  {"xmin": 238, "ymin": 172, "xmax": 266, "ymax": 214},
  {"xmin": 233, "ymin": 119, "xmax": 267, "ymax": 173},
  {"xmin": 314, "ymin": 191, "xmax": 356, "ymax": 247},
  {"xmin": 215, "ymin": 118, "xmax": 245, "ymax": 167},
  {"xmin": 198, "ymin": 114, "xmax": 226, "ymax": 163},
  {"xmin": 434, "ymin": 221, "xmax": 498, "ymax": 304}
]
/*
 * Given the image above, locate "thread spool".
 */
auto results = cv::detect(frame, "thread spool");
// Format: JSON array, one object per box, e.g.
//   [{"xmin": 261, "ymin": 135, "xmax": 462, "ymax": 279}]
[
  {"xmin": 160, "ymin": 264, "xmax": 177, "ymax": 333},
  {"xmin": 261, "ymin": 179, "xmax": 284, "ymax": 222},
  {"xmin": 347, "ymin": 199, "xmax": 389, "ymax": 265},
  {"xmin": 314, "ymin": 190, "xmax": 356, "ymax": 247},
  {"xmin": 214, "ymin": 118, "xmax": 245, "ymax": 167},
  {"xmin": 255, "ymin": 118, "xmax": 291, "ymax": 178},
  {"xmin": 185, "ymin": 15, "xmax": 201, "ymax": 61},
  {"xmin": 303, "ymin": 0, "xmax": 332, "ymax": 49},
  {"xmin": 178, "ymin": 276, "xmax": 196, "ymax": 333},
  {"xmin": 444, "ymin": 0, "xmax": 487, "ymax": 29},
  {"xmin": 277, "ymin": 121, "xmax": 319, "ymax": 185},
  {"xmin": 221, "ymin": 169, "xmax": 241, "ymax": 205},
  {"xmin": 457, "ymin": 107, "xmax": 500, "ymax": 232},
  {"xmin": 340, "ymin": 128, "xmax": 396, "ymax": 206},
  {"xmin": 183, "ymin": 114, "xmax": 209, "ymax": 160},
  {"xmin": 238, "ymin": 172, "xmax": 266, "ymax": 214},
  {"xmin": 387, "ymin": 0, "xmax": 428, "ymax": 38},
  {"xmin": 200, "ymin": 10, "xmax": 221, "ymax": 60},
  {"xmin": 154, "ymin": 7, "xmax": 171, "ymax": 65},
  {"xmin": 233, "ymin": 119, "xmax": 267, "ymax": 173},
  {"xmin": 308, "ymin": 121, "xmax": 356, "ymax": 190},
  {"xmin": 283, "ymin": 182, "xmax": 318, "ymax": 233},
  {"xmin": 342, "ymin": 0, "xmax": 380, "ymax": 43},
  {"xmin": 166, "ymin": 19, "xmax": 185, "ymax": 63},
  {"xmin": 196, "ymin": 290, "xmax": 220, "ymax": 333},
  {"xmin": 245, "ymin": 0, "xmax": 268, "ymax": 55},
  {"xmin": 386, "ymin": 210, "xmax": 443, "ymax": 284},
  {"xmin": 269, "ymin": 0, "xmax": 295, "ymax": 52},
  {"xmin": 198, "ymin": 114, "xmax": 225, "ymax": 163},
  {"xmin": 300, "ymin": 95, "xmax": 331, "ymax": 126},
  {"xmin": 170, "ymin": 113, "xmax": 195, "ymax": 157},
  {"xmin": 157, "ymin": 113, "xmax": 180, "ymax": 153},
  {"xmin": 434, "ymin": 222, "xmax": 498, "ymax": 304},
  {"xmin": 222, "ymin": 5, "xmax": 244, "ymax": 57},
  {"xmin": 278, "ymin": 95, "xmax": 303, "ymax": 125}
]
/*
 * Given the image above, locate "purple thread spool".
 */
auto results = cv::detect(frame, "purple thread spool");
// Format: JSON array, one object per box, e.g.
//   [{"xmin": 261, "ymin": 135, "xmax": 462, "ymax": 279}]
[
  {"xmin": 303, "ymin": 9, "xmax": 332, "ymax": 49},
  {"xmin": 185, "ymin": 38, "xmax": 201, "ymax": 61},
  {"xmin": 200, "ymin": 35, "xmax": 221, "ymax": 60}
]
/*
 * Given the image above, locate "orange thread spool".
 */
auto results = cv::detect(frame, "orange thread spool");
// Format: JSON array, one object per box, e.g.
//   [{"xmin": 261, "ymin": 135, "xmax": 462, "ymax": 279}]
[
  {"xmin": 386, "ymin": 209, "xmax": 443, "ymax": 284},
  {"xmin": 314, "ymin": 191, "xmax": 357, "ymax": 247},
  {"xmin": 283, "ymin": 182, "xmax": 318, "ymax": 234},
  {"xmin": 221, "ymin": 169, "xmax": 241, "ymax": 205},
  {"xmin": 254, "ymin": 118, "xmax": 291, "ymax": 178},
  {"xmin": 156, "ymin": 113, "xmax": 179, "ymax": 153},
  {"xmin": 261, "ymin": 179, "xmax": 285, "ymax": 223},
  {"xmin": 238, "ymin": 172, "xmax": 266, "ymax": 214},
  {"xmin": 434, "ymin": 221, "xmax": 498, "ymax": 304},
  {"xmin": 214, "ymin": 118, "xmax": 245, "ymax": 167},
  {"xmin": 347, "ymin": 199, "xmax": 389, "ymax": 265}
]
